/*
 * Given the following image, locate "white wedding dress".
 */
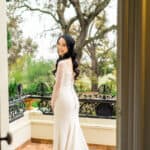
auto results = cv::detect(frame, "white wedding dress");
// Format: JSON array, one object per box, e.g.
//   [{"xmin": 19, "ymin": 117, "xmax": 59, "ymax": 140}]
[{"xmin": 51, "ymin": 58, "xmax": 89, "ymax": 150}]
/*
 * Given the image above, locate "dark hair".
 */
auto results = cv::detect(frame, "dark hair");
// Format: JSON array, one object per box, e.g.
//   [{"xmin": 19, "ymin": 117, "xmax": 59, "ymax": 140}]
[{"xmin": 52, "ymin": 34, "xmax": 80, "ymax": 80}]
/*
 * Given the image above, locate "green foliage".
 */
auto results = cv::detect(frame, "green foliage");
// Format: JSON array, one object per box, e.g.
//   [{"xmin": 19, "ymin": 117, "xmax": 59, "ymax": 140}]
[
  {"xmin": 7, "ymin": 30, "xmax": 12, "ymax": 49},
  {"xmin": 9, "ymin": 79, "xmax": 18, "ymax": 98},
  {"xmin": 99, "ymin": 72, "xmax": 117, "ymax": 96},
  {"xmin": 23, "ymin": 83, "xmax": 38, "ymax": 95},
  {"xmin": 7, "ymin": 1, "xmax": 117, "ymax": 95},
  {"xmin": 75, "ymin": 75, "xmax": 91, "ymax": 92},
  {"xmin": 23, "ymin": 58, "xmax": 54, "ymax": 94},
  {"xmin": 7, "ymin": 6, "xmax": 38, "ymax": 67},
  {"xmin": 32, "ymin": 100, "xmax": 40, "ymax": 108},
  {"xmin": 25, "ymin": 58, "xmax": 51, "ymax": 83},
  {"xmin": 9, "ymin": 55, "xmax": 55, "ymax": 96},
  {"xmin": 7, "ymin": 0, "xmax": 117, "ymax": 95}
]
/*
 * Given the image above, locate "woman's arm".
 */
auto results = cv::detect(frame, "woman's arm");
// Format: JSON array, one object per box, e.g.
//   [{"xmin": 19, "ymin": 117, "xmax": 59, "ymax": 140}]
[{"xmin": 50, "ymin": 61, "xmax": 65, "ymax": 111}]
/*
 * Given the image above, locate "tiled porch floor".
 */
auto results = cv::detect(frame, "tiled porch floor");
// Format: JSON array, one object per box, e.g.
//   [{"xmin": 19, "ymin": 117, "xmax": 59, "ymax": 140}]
[{"xmin": 16, "ymin": 140, "xmax": 115, "ymax": 150}]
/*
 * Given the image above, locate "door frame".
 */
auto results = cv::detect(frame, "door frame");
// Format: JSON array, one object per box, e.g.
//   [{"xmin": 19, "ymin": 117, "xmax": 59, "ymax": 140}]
[
  {"xmin": 0, "ymin": 0, "xmax": 9, "ymax": 149},
  {"xmin": 117, "ymin": 0, "xmax": 149, "ymax": 150}
]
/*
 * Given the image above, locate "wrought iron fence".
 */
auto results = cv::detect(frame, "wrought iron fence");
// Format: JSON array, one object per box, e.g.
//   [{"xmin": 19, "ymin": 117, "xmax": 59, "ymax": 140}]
[
  {"xmin": 9, "ymin": 95, "xmax": 116, "ymax": 122},
  {"xmin": 9, "ymin": 96, "xmax": 25, "ymax": 123},
  {"xmin": 9, "ymin": 82, "xmax": 116, "ymax": 122},
  {"xmin": 23, "ymin": 95, "xmax": 116, "ymax": 119}
]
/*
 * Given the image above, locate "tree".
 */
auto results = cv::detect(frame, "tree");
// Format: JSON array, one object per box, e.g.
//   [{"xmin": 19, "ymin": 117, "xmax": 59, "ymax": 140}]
[
  {"xmin": 12, "ymin": 0, "xmax": 116, "ymax": 63},
  {"xmin": 79, "ymin": 11, "xmax": 117, "ymax": 91},
  {"xmin": 9, "ymin": 55, "xmax": 55, "ymax": 95},
  {"xmin": 7, "ymin": 4, "xmax": 38, "ymax": 68},
  {"xmin": 8, "ymin": 0, "xmax": 117, "ymax": 92},
  {"xmin": 81, "ymin": 38, "xmax": 116, "ymax": 91}
]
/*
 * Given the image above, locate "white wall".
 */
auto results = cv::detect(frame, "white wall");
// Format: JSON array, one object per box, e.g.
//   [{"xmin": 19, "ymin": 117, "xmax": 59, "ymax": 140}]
[
  {"xmin": 8, "ymin": 111, "xmax": 31, "ymax": 150},
  {"xmin": 9, "ymin": 110, "xmax": 116, "ymax": 149}
]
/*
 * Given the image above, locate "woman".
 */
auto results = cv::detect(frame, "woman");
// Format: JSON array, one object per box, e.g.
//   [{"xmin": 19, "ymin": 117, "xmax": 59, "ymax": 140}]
[{"xmin": 51, "ymin": 34, "xmax": 89, "ymax": 150}]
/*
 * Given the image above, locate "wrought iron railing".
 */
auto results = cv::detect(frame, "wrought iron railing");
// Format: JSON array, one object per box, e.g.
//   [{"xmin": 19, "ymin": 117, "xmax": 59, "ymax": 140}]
[
  {"xmin": 79, "ymin": 98, "xmax": 116, "ymax": 119},
  {"xmin": 9, "ymin": 95, "xmax": 116, "ymax": 122},
  {"xmin": 23, "ymin": 95, "xmax": 116, "ymax": 119},
  {"xmin": 9, "ymin": 96, "xmax": 25, "ymax": 123},
  {"xmin": 9, "ymin": 83, "xmax": 116, "ymax": 122}
]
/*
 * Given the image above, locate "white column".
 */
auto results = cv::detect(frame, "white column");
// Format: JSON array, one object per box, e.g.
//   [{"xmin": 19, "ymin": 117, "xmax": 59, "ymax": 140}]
[{"xmin": 0, "ymin": 0, "xmax": 9, "ymax": 150}]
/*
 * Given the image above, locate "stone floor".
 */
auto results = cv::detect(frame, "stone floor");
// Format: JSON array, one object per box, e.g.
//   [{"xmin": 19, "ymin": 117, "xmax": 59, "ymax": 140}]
[{"xmin": 16, "ymin": 140, "xmax": 115, "ymax": 150}]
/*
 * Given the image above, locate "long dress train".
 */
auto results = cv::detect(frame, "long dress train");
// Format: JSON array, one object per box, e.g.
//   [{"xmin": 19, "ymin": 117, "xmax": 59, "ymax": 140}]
[{"xmin": 51, "ymin": 57, "xmax": 89, "ymax": 150}]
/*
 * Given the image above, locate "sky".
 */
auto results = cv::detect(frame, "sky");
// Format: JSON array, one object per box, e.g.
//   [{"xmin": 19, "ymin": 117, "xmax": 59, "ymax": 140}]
[{"xmin": 19, "ymin": 0, "xmax": 117, "ymax": 61}]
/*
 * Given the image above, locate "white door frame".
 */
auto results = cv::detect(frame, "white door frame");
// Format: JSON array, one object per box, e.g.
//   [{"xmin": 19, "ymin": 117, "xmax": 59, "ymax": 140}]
[{"xmin": 0, "ymin": 0, "xmax": 9, "ymax": 149}]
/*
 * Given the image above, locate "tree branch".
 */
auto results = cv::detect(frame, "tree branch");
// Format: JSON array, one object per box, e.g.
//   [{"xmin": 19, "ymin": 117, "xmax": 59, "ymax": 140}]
[
  {"xmin": 69, "ymin": 0, "xmax": 85, "ymax": 26},
  {"xmin": 87, "ymin": 0, "xmax": 111, "ymax": 23},
  {"xmin": 84, "ymin": 46, "xmax": 92, "ymax": 58},
  {"xmin": 18, "ymin": 3, "xmax": 59, "ymax": 23},
  {"xmin": 88, "ymin": 21, "xmax": 95, "ymax": 38},
  {"xmin": 67, "ymin": 16, "xmax": 78, "ymax": 28},
  {"xmin": 98, "ymin": 46, "xmax": 115, "ymax": 65},
  {"xmin": 80, "ymin": 63, "xmax": 92, "ymax": 72},
  {"xmin": 39, "ymin": 26, "xmax": 60, "ymax": 37},
  {"xmin": 84, "ymin": 25, "xmax": 117, "ymax": 46},
  {"xmin": 56, "ymin": 0, "xmax": 67, "ymax": 32}
]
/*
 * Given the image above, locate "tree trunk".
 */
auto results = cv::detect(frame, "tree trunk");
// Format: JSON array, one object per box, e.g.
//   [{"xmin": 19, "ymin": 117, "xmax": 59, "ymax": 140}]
[
  {"xmin": 90, "ymin": 44, "xmax": 99, "ymax": 92},
  {"xmin": 91, "ymin": 72, "xmax": 99, "ymax": 92}
]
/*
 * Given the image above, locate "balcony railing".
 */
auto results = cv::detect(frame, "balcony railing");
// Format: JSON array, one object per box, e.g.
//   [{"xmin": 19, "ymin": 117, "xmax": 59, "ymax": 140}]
[
  {"xmin": 9, "ymin": 83, "xmax": 116, "ymax": 122},
  {"xmin": 9, "ymin": 96, "xmax": 25, "ymax": 123},
  {"xmin": 9, "ymin": 95, "xmax": 116, "ymax": 123},
  {"xmin": 32, "ymin": 95, "xmax": 116, "ymax": 118}
]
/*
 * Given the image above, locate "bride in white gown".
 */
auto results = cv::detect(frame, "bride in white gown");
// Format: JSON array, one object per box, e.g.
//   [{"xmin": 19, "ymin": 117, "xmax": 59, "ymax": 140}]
[{"xmin": 50, "ymin": 34, "xmax": 89, "ymax": 150}]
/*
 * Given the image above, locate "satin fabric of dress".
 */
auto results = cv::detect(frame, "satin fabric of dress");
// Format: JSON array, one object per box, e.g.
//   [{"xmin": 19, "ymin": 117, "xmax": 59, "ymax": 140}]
[{"xmin": 51, "ymin": 58, "xmax": 89, "ymax": 150}]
